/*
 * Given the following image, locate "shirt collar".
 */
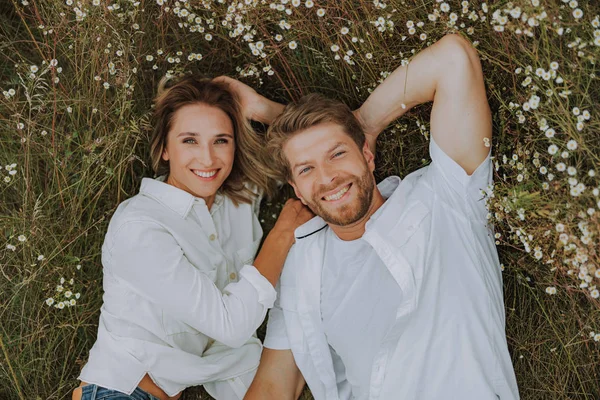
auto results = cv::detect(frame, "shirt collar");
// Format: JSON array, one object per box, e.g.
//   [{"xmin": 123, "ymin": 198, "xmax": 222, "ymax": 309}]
[
  {"xmin": 140, "ymin": 176, "xmax": 223, "ymax": 218},
  {"xmin": 294, "ymin": 176, "xmax": 402, "ymax": 240}
]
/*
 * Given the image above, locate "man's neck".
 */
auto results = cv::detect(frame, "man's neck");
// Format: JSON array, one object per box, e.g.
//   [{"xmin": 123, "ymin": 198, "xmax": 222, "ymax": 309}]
[{"xmin": 329, "ymin": 187, "xmax": 386, "ymax": 241}]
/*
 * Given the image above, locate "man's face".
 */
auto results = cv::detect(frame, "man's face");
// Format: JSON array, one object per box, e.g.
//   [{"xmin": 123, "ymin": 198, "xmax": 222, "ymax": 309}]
[{"xmin": 284, "ymin": 122, "xmax": 376, "ymax": 226}]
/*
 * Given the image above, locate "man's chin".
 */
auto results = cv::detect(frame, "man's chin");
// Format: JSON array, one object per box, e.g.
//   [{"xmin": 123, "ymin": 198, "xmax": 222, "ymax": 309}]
[{"xmin": 315, "ymin": 204, "xmax": 364, "ymax": 227}]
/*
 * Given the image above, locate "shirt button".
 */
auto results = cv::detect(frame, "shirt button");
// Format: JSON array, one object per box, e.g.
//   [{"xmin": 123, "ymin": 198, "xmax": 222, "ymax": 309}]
[
  {"xmin": 229, "ymin": 272, "xmax": 237, "ymax": 280},
  {"xmin": 209, "ymin": 233, "xmax": 216, "ymax": 241}
]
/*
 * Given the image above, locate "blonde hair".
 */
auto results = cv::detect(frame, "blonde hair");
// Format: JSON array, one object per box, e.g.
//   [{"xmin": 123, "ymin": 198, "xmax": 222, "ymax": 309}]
[
  {"xmin": 150, "ymin": 75, "xmax": 276, "ymax": 205},
  {"xmin": 266, "ymin": 93, "xmax": 365, "ymax": 181}
]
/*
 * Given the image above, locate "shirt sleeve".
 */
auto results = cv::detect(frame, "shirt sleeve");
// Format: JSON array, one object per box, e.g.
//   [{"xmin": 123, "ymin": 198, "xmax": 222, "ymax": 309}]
[
  {"xmin": 105, "ymin": 220, "xmax": 276, "ymax": 349},
  {"xmin": 263, "ymin": 283, "xmax": 291, "ymax": 350},
  {"xmin": 428, "ymin": 136, "xmax": 493, "ymax": 221}
]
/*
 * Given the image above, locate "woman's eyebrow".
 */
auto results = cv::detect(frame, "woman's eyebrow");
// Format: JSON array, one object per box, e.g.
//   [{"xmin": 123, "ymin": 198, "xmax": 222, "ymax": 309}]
[{"xmin": 176, "ymin": 132, "xmax": 234, "ymax": 139}]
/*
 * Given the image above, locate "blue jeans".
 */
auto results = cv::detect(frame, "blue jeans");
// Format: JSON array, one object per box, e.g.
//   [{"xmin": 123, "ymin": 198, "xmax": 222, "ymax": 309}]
[{"xmin": 80, "ymin": 384, "xmax": 161, "ymax": 400}]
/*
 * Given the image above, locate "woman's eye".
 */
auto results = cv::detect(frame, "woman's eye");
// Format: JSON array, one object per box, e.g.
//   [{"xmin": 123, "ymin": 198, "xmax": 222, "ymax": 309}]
[{"xmin": 215, "ymin": 138, "xmax": 229, "ymax": 144}]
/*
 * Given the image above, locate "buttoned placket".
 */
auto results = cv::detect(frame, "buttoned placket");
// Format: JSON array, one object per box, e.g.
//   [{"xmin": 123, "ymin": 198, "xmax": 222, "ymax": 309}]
[
  {"xmin": 191, "ymin": 198, "xmax": 239, "ymax": 285},
  {"xmin": 362, "ymin": 230, "xmax": 418, "ymax": 400},
  {"xmin": 296, "ymin": 231, "xmax": 341, "ymax": 400}
]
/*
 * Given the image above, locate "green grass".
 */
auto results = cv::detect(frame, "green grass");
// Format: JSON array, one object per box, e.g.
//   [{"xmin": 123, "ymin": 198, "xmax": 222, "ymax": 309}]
[{"xmin": 1, "ymin": 0, "xmax": 599, "ymax": 399}]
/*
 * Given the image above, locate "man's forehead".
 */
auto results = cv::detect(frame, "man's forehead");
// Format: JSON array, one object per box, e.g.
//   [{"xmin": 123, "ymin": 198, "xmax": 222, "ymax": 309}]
[{"xmin": 284, "ymin": 123, "xmax": 352, "ymax": 158}]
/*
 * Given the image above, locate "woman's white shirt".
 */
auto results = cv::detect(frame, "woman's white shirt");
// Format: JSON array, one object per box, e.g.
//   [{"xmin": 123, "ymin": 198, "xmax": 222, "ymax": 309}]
[{"xmin": 78, "ymin": 176, "xmax": 276, "ymax": 397}]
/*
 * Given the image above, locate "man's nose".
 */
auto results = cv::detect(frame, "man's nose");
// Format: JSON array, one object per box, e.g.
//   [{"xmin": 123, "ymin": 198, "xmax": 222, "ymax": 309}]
[{"xmin": 317, "ymin": 162, "xmax": 338, "ymax": 185}]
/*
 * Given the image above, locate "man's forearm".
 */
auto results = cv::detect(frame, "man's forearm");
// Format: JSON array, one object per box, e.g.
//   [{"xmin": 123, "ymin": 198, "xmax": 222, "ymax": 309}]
[{"xmin": 355, "ymin": 35, "xmax": 461, "ymax": 140}]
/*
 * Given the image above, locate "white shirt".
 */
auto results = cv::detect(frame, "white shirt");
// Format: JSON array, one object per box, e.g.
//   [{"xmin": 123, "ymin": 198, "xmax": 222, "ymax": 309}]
[
  {"xmin": 264, "ymin": 137, "xmax": 519, "ymax": 400},
  {"xmin": 79, "ymin": 176, "xmax": 276, "ymax": 397},
  {"xmin": 321, "ymin": 230, "xmax": 400, "ymax": 399}
]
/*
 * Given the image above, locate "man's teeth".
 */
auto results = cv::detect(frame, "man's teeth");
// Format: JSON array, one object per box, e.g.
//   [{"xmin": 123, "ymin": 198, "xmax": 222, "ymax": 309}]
[
  {"xmin": 324, "ymin": 185, "xmax": 350, "ymax": 201},
  {"xmin": 193, "ymin": 170, "xmax": 217, "ymax": 178}
]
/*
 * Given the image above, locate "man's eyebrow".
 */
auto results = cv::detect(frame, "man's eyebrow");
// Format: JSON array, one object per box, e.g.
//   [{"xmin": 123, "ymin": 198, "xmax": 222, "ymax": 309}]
[
  {"xmin": 176, "ymin": 132, "xmax": 234, "ymax": 139},
  {"xmin": 291, "ymin": 142, "xmax": 346, "ymax": 172}
]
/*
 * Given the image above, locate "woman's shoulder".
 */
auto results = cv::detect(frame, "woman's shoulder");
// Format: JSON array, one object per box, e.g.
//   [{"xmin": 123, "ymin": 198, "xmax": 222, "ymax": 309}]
[
  {"xmin": 104, "ymin": 194, "xmax": 162, "ymax": 236},
  {"xmin": 106, "ymin": 178, "xmax": 186, "ymax": 232}
]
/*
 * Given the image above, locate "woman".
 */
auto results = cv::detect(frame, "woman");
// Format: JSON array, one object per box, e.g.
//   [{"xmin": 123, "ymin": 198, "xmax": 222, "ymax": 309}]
[{"xmin": 72, "ymin": 75, "xmax": 311, "ymax": 400}]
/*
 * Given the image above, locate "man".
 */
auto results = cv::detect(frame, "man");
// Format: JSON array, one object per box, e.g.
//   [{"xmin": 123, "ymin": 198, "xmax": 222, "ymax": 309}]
[{"xmin": 245, "ymin": 34, "xmax": 519, "ymax": 400}]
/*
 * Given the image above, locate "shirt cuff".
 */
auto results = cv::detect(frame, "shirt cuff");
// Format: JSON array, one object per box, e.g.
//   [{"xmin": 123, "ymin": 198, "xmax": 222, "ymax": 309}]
[
  {"xmin": 239, "ymin": 265, "xmax": 277, "ymax": 308},
  {"xmin": 263, "ymin": 307, "xmax": 291, "ymax": 350}
]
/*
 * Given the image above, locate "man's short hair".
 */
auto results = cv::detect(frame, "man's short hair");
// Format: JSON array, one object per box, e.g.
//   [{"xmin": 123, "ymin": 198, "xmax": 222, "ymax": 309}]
[{"xmin": 266, "ymin": 93, "xmax": 365, "ymax": 182}]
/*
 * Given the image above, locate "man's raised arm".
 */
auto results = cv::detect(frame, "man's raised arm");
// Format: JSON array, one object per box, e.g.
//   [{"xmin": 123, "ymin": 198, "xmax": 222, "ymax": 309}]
[
  {"xmin": 244, "ymin": 348, "xmax": 305, "ymax": 400},
  {"xmin": 354, "ymin": 33, "xmax": 491, "ymax": 175}
]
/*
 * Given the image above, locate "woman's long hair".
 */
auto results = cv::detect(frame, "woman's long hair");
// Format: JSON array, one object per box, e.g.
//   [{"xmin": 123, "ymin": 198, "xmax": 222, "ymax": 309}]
[{"xmin": 150, "ymin": 75, "xmax": 276, "ymax": 205}]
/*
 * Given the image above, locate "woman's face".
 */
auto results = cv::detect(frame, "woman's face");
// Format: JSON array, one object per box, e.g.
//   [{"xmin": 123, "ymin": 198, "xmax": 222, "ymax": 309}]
[{"xmin": 162, "ymin": 103, "xmax": 235, "ymax": 208}]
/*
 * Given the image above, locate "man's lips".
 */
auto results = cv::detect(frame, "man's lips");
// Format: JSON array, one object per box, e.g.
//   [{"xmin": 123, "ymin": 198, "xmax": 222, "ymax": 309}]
[{"xmin": 321, "ymin": 183, "xmax": 352, "ymax": 201}]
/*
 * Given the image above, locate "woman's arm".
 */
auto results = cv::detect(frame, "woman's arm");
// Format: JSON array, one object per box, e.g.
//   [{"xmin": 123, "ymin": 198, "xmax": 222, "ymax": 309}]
[
  {"xmin": 254, "ymin": 199, "xmax": 313, "ymax": 287},
  {"xmin": 214, "ymin": 76, "xmax": 285, "ymax": 125},
  {"xmin": 107, "ymin": 200, "xmax": 311, "ymax": 348}
]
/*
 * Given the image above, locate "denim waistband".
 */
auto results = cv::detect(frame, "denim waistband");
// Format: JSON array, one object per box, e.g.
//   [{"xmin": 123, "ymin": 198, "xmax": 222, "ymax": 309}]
[{"xmin": 81, "ymin": 384, "xmax": 161, "ymax": 400}]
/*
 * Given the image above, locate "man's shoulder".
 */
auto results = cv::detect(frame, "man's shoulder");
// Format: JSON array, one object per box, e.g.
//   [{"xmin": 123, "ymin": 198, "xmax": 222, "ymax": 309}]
[{"xmin": 280, "ymin": 227, "xmax": 327, "ymax": 287}]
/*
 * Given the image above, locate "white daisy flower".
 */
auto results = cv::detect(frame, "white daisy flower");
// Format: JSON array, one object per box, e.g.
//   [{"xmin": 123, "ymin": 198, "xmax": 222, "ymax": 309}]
[{"xmin": 545, "ymin": 286, "xmax": 557, "ymax": 295}]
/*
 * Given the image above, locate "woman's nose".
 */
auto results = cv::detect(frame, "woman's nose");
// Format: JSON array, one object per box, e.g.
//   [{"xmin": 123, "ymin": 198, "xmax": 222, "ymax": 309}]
[{"xmin": 196, "ymin": 145, "xmax": 214, "ymax": 166}]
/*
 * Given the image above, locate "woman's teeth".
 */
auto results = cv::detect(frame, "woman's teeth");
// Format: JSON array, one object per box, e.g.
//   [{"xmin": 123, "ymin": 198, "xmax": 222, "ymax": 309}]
[
  {"xmin": 324, "ymin": 185, "xmax": 350, "ymax": 201},
  {"xmin": 193, "ymin": 170, "xmax": 217, "ymax": 178}
]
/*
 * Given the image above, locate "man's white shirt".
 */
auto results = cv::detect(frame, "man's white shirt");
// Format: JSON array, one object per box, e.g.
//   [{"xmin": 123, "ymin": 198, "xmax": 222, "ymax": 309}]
[
  {"xmin": 264, "ymin": 137, "xmax": 520, "ymax": 400},
  {"xmin": 321, "ymin": 227, "xmax": 401, "ymax": 399}
]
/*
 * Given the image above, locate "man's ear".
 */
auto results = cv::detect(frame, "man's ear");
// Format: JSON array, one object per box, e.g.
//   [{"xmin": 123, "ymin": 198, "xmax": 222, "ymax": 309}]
[
  {"xmin": 363, "ymin": 141, "xmax": 375, "ymax": 172},
  {"xmin": 289, "ymin": 180, "xmax": 307, "ymax": 205}
]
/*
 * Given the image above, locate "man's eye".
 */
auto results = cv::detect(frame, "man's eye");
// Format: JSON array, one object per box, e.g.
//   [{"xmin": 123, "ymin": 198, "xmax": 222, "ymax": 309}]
[
  {"xmin": 299, "ymin": 167, "xmax": 311, "ymax": 175},
  {"xmin": 333, "ymin": 151, "xmax": 345, "ymax": 158}
]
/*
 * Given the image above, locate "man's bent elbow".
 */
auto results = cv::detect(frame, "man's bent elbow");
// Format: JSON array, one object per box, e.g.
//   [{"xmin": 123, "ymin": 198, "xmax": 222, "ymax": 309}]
[{"xmin": 437, "ymin": 33, "xmax": 480, "ymax": 70}]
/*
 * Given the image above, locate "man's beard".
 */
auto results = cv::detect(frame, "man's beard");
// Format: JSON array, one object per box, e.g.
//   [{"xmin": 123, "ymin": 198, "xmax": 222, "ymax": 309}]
[{"xmin": 306, "ymin": 164, "xmax": 375, "ymax": 226}]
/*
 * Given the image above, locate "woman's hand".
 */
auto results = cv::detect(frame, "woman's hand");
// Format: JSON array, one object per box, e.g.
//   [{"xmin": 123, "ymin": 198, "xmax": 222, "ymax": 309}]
[
  {"xmin": 271, "ymin": 198, "xmax": 314, "ymax": 243},
  {"xmin": 213, "ymin": 76, "xmax": 284, "ymax": 124}
]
